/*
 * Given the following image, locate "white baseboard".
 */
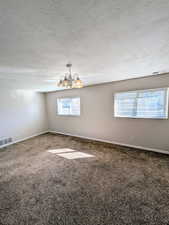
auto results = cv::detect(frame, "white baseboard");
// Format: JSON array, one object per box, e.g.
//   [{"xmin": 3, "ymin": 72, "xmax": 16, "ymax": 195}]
[
  {"xmin": 49, "ymin": 130, "xmax": 169, "ymax": 155},
  {"xmin": 1, "ymin": 130, "xmax": 168, "ymax": 156},
  {"xmin": 0, "ymin": 131, "xmax": 49, "ymax": 149}
]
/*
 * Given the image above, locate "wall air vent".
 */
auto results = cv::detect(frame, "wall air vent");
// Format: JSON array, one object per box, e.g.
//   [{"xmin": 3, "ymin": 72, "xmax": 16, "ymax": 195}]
[
  {"xmin": 0, "ymin": 137, "xmax": 12, "ymax": 146},
  {"xmin": 152, "ymin": 72, "xmax": 159, "ymax": 75}
]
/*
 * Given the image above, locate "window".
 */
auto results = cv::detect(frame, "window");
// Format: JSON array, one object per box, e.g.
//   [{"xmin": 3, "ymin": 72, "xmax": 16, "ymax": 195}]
[
  {"xmin": 57, "ymin": 97, "xmax": 80, "ymax": 116},
  {"xmin": 114, "ymin": 88, "xmax": 168, "ymax": 119}
]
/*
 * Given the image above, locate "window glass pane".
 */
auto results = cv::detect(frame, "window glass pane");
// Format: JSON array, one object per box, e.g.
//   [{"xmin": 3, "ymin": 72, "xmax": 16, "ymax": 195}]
[
  {"xmin": 115, "ymin": 95, "xmax": 136, "ymax": 117},
  {"xmin": 57, "ymin": 98, "xmax": 80, "ymax": 116},
  {"xmin": 114, "ymin": 88, "xmax": 168, "ymax": 119},
  {"xmin": 71, "ymin": 98, "xmax": 80, "ymax": 115},
  {"xmin": 137, "ymin": 90, "xmax": 166, "ymax": 118}
]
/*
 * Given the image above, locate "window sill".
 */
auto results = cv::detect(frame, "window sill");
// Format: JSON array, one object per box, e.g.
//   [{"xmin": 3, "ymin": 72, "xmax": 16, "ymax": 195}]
[{"xmin": 114, "ymin": 116, "xmax": 168, "ymax": 120}]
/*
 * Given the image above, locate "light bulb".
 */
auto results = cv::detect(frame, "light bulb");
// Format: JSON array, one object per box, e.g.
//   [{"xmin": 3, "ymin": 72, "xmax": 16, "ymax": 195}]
[
  {"xmin": 74, "ymin": 77, "xmax": 83, "ymax": 88},
  {"xmin": 63, "ymin": 76, "xmax": 68, "ymax": 87},
  {"xmin": 58, "ymin": 80, "xmax": 63, "ymax": 87}
]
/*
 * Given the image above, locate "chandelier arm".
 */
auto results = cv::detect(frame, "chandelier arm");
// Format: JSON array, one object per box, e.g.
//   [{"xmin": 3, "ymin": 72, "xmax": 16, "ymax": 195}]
[{"xmin": 69, "ymin": 65, "xmax": 72, "ymax": 75}]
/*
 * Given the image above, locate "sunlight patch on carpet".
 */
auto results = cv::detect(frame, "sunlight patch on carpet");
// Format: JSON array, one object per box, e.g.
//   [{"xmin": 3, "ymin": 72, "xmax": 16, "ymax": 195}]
[
  {"xmin": 47, "ymin": 148, "xmax": 75, "ymax": 154},
  {"xmin": 57, "ymin": 151, "xmax": 94, "ymax": 159}
]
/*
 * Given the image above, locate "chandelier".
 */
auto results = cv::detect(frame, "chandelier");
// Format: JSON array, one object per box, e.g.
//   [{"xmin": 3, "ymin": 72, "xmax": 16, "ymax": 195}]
[{"xmin": 57, "ymin": 63, "xmax": 83, "ymax": 89}]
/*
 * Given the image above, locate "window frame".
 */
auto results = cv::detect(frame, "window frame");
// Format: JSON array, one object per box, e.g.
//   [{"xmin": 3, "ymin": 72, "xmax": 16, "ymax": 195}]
[
  {"xmin": 57, "ymin": 97, "xmax": 81, "ymax": 117},
  {"xmin": 114, "ymin": 87, "xmax": 169, "ymax": 119}
]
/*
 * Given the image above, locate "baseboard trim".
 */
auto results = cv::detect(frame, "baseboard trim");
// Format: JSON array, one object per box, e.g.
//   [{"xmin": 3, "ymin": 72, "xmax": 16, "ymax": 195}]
[
  {"xmin": 0, "ymin": 131, "xmax": 49, "ymax": 149},
  {"xmin": 49, "ymin": 130, "xmax": 169, "ymax": 155}
]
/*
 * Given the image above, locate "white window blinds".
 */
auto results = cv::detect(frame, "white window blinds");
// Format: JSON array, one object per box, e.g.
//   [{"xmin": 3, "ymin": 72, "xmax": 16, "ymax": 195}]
[
  {"xmin": 57, "ymin": 97, "xmax": 80, "ymax": 116},
  {"xmin": 114, "ymin": 88, "xmax": 168, "ymax": 119}
]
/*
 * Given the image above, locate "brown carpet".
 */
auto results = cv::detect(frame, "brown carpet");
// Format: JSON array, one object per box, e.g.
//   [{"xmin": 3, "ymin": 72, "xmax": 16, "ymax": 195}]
[{"xmin": 0, "ymin": 133, "xmax": 169, "ymax": 225}]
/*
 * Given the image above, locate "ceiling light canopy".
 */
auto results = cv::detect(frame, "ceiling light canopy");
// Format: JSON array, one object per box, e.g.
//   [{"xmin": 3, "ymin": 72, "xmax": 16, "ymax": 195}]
[{"xmin": 58, "ymin": 63, "xmax": 83, "ymax": 89}]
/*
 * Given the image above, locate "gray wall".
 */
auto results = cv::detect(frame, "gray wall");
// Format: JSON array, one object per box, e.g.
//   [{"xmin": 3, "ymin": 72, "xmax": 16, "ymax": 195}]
[
  {"xmin": 0, "ymin": 89, "xmax": 48, "ymax": 143},
  {"xmin": 46, "ymin": 74, "xmax": 169, "ymax": 152}
]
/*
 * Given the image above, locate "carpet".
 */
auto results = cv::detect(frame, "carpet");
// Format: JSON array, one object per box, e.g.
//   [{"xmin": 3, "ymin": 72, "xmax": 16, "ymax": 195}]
[{"xmin": 0, "ymin": 133, "xmax": 169, "ymax": 225}]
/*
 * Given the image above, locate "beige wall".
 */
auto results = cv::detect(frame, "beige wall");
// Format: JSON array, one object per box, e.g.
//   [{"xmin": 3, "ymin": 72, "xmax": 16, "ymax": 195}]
[
  {"xmin": 46, "ymin": 74, "xmax": 169, "ymax": 152},
  {"xmin": 0, "ymin": 89, "xmax": 48, "ymax": 143}
]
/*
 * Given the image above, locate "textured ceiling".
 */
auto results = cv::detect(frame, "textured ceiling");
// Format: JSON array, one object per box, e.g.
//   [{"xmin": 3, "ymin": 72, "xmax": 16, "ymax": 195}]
[{"xmin": 0, "ymin": 0, "xmax": 169, "ymax": 92}]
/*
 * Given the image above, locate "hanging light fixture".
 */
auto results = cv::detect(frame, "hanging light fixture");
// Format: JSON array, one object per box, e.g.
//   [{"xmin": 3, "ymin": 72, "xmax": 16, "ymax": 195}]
[{"xmin": 57, "ymin": 63, "xmax": 83, "ymax": 89}]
